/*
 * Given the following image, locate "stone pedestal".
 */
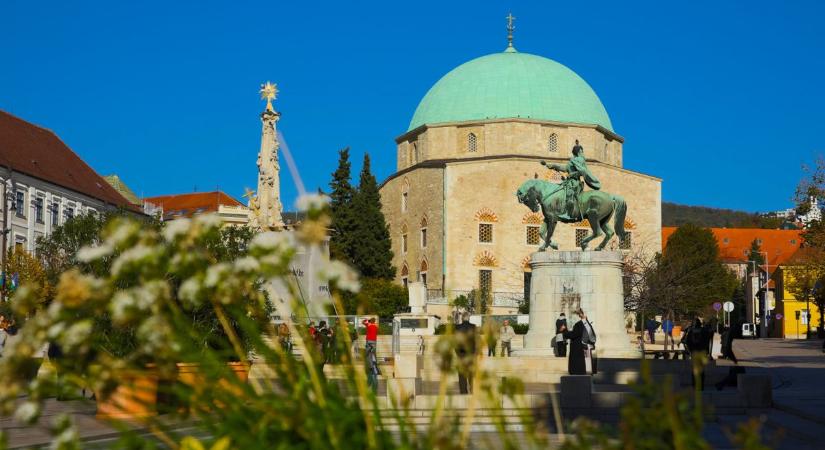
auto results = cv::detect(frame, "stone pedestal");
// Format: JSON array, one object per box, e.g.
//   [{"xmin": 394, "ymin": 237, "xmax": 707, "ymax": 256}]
[{"xmin": 519, "ymin": 251, "xmax": 637, "ymax": 358}]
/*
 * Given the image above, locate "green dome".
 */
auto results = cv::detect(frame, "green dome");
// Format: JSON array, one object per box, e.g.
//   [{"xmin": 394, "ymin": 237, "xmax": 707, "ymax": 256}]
[{"xmin": 408, "ymin": 50, "xmax": 613, "ymax": 132}]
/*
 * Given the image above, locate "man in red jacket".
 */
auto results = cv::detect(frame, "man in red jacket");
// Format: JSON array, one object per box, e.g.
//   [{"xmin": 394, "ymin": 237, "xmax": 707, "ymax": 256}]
[{"xmin": 362, "ymin": 318, "xmax": 380, "ymax": 391}]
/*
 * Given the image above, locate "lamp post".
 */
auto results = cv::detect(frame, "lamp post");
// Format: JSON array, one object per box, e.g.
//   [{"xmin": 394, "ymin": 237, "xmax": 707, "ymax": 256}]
[
  {"xmin": 1, "ymin": 176, "xmax": 17, "ymax": 302},
  {"xmin": 756, "ymin": 251, "xmax": 770, "ymax": 338}
]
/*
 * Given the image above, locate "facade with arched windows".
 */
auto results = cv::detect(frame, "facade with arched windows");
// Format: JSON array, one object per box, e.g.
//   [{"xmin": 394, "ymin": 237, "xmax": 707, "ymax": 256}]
[{"xmin": 379, "ymin": 44, "xmax": 661, "ymax": 314}]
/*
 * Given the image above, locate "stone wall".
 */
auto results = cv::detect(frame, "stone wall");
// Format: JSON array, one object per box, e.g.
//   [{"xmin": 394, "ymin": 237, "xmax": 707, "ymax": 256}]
[{"xmin": 396, "ymin": 118, "xmax": 623, "ymax": 171}]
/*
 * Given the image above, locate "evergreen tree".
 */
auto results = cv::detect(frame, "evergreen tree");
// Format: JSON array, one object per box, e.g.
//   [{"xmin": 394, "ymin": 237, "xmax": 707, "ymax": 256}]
[
  {"xmin": 351, "ymin": 154, "xmax": 395, "ymax": 279},
  {"xmin": 328, "ymin": 147, "xmax": 357, "ymax": 265},
  {"xmin": 645, "ymin": 224, "xmax": 738, "ymax": 317},
  {"xmin": 747, "ymin": 238, "xmax": 765, "ymax": 278}
]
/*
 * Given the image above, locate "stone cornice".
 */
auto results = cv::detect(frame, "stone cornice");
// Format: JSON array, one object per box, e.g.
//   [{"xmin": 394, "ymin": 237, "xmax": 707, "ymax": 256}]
[
  {"xmin": 395, "ymin": 118, "xmax": 624, "ymax": 144},
  {"xmin": 378, "ymin": 154, "xmax": 661, "ymax": 189}
]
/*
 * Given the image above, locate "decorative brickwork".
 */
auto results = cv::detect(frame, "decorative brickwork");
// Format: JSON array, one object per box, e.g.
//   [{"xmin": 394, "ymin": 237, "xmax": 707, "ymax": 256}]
[
  {"xmin": 522, "ymin": 212, "xmax": 543, "ymax": 224},
  {"xmin": 474, "ymin": 250, "xmax": 498, "ymax": 267},
  {"xmin": 475, "ymin": 207, "xmax": 499, "ymax": 222}
]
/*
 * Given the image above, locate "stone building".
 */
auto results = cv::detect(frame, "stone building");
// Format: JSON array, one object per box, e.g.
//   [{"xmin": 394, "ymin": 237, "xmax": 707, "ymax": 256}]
[
  {"xmin": 379, "ymin": 42, "xmax": 662, "ymax": 315},
  {"xmin": 0, "ymin": 110, "xmax": 139, "ymax": 263}
]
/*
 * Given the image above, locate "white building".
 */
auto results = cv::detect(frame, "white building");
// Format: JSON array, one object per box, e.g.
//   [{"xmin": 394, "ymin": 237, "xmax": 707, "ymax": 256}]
[{"xmin": 0, "ymin": 110, "xmax": 139, "ymax": 262}]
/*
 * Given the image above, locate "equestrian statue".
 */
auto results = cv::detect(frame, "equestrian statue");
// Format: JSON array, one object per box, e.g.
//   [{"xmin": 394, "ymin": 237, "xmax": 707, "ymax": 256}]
[{"xmin": 516, "ymin": 140, "xmax": 628, "ymax": 251}]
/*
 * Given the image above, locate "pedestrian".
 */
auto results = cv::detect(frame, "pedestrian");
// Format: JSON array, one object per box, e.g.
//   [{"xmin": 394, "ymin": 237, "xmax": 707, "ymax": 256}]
[
  {"xmin": 705, "ymin": 318, "xmax": 717, "ymax": 361},
  {"xmin": 315, "ymin": 321, "xmax": 331, "ymax": 372},
  {"xmin": 308, "ymin": 321, "xmax": 317, "ymax": 339},
  {"xmin": 362, "ymin": 317, "xmax": 379, "ymax": 360},
  {"xmin": 277, "ymin": 322, "xmax": 291, "ymax": 353},
  {"xmin": 563, "ymin": 308, "xmax": 597, "ymax": 375},
  {"xmin": 365, "ymin": 335, "xmax": 380, "ymax": 392},
  {"xmin": 721, "ymin": 324, "xmax": 738, "ymax": 364},
  {"xmin": 555, "ymin": 313, "xmax": 568, "ymax": 357},
  {"xmin": 454, "ymin": 312, "xmax": 477, "ymax": 394},
  {"xmin": 499, "ymin": 319, "xmax": 515, "ymax": 357},
  {"xmin": 645, "ymin": 318, "xmax": 660, "ymax": 344},
  {"xmin": 662, "ymin": 314, "xmax": 674, "ymax": 351},
  {"xmin": 681, "ymin": 317, "xmax": 710, "ymax": 390},
  {"xmin": 0, "ymin": 315, "xmax": 7, "ymax": 357},
  {"xmin": 483, "ymin": 320, "xmax": 498, "ymax": 357}
]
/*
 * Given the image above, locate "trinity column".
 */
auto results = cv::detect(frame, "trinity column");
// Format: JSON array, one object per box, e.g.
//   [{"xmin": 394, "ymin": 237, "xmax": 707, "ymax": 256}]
[{"xmin": 250, "ymin": 81, "xmax": 285, "ymax": 230}]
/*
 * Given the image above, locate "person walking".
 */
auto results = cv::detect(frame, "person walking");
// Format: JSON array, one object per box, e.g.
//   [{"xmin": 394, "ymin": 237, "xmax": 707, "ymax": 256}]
[
  {"xmin": 499, "ymin": 320, "xmax": 515, "ymax": 357},
  {"xmin": 681, "ymin": 318, "xmax": 710, "ymax": 390},
  {"xmin": 363, "ymin": 318, "xmax": 378, "ymax": 357},
  {"xmin": 315, "ymin": 321, "xmax": 331, "ymax": 372},
  {"xmin": 563, "ymin": 308, "xmax": 597, "ymax": 375},
  {"xmin": 662, "ymin": 315, "xmax": 675, "ymax": 352},
  {"xmin": 645, "ymin": 318, "xmax": 660, "ymax": 344},
  {"xmin": 555, "ymin": 313, "xmax": 568, "ymax": 357},
  {"xmin": 277, "ymin": 322, "xmax": 291, "ymax": 353},
  {"xmin": 483, "ymin": 320, "xmax": 498, "ymax": 357},
  {"xmin": 720, "ymin": 324, "xmax": 738, "ymax": 364},
  {"xmin": 454, "ymin": 312, "xmax": 477, "ymax": 394}
]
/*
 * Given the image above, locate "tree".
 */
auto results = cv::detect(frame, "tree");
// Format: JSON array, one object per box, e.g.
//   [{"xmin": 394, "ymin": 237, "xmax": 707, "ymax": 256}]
[
  {"xmin": 2, "ymin": 247, "xmax": 50, "ymax": 306},
  {"xmin": 340, "ymin": 278, "xmax": 407, "ymax": 319},
  {"xmin": 36, "ymin": 213, "xmax": 109, "ymax": 290},
  {"xmin": 351, "ymin": 154, "xmax": 395, "ymax": 279},
  {"xmin": 626, "ymin": 224, "xmax": 737, "ymax": 319},
  {"xmin": 328, "ymin": 147, "xmax": 357, "ymax": 265}
]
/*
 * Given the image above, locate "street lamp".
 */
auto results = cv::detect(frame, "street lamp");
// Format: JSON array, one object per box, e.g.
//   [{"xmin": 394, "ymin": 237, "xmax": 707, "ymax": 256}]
[{"xmin": 1, "ymin": 181, "xmax": 16, "ymax": 301}]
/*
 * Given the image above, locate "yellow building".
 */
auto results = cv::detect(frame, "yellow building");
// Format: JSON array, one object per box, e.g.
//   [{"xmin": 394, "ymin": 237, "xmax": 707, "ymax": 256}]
[{"xmin": 774, "ymin": 265, "xmax": 824, "ymax": 338}]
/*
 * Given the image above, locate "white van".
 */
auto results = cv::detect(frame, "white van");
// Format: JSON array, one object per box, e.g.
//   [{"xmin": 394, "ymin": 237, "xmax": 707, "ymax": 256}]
[{"xmin": 742, "ymin": 323, "xmax": 756, "ymax": 339}]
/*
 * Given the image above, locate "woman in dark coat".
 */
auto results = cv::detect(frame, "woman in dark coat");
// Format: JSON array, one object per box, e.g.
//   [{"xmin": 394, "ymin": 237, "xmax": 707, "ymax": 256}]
[{"xmin": 563, "ymin": 308, "xmax": 597, "ymax": 375}]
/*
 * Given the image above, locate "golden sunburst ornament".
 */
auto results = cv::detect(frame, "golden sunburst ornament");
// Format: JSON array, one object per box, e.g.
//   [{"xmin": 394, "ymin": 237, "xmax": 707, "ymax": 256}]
[{"xmin": 259, "ymin": 81, "xmax": 278, "ymax": 111}]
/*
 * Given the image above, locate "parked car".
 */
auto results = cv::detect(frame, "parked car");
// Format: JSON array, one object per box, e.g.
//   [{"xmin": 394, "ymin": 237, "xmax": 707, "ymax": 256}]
[{"xmin": 742, "ymin": 323, "xmax": 756, "ymax": 339}]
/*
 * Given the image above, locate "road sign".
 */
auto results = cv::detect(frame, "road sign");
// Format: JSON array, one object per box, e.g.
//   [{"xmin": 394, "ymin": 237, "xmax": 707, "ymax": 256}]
[
  {"xmin": 775, "ymin": 313, "xmax": 783, "ymax": 320},
  {"xmin": 713, "ymin": 302, "xmax": 723, "ymax": 312},
  {"xmin": 723, "ymin": 301, "xmax": 734, "ymax": 313}
]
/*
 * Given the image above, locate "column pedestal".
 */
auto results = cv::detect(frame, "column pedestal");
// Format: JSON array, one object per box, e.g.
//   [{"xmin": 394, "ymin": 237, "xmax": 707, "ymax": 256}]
[{"xmin": 517, "ymin": 251, "xmax": 638, "ymax": 358}]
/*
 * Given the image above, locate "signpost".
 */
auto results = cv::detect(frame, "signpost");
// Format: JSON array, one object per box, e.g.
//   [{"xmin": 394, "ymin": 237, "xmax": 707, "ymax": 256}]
[
  {"xmin": 713, "ymin": 302, "xmax": 723, "ymax": 332},
  {"xmin": 723, "ymin": 301, "xmax": 734, "ymax": 327}
]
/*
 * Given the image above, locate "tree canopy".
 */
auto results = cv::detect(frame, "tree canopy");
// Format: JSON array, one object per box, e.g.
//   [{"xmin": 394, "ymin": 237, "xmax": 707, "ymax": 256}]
[{"xmin": 328, "ymin": 147, "xmax": 357, "ymax": 266}]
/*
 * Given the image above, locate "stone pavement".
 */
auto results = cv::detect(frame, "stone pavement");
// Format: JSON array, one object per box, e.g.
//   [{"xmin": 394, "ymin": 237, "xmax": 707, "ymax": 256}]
[{"xmin": 3, "ymin": 337, "xmax": 824, "ymax": 448}]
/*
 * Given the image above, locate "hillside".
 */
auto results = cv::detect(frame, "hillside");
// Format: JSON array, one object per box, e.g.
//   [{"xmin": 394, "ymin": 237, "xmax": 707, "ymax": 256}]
[{"xmin": 662, "ymin": 202, "xmax": 785, "ymax": 228}]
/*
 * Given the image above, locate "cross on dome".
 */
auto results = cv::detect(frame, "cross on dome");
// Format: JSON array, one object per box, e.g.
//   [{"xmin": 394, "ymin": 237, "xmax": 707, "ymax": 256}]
[{"xmin": 259, "ymin": 81, "xmax": 278, "ymax": 112}]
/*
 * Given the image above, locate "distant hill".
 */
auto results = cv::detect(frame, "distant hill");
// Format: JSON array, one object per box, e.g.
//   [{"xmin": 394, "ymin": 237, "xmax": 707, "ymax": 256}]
[{"xmin": 662, "ymin": 202, "xmax": 786, "ymax": 229}]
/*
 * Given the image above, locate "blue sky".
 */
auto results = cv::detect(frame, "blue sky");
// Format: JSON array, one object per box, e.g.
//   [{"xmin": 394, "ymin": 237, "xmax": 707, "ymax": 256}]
[{"xmin": 3, "ymin": 0, "xmax": 824, "ymax": 212}]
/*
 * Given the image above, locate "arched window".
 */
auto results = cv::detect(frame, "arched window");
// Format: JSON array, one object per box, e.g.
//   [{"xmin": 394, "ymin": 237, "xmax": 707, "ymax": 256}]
[
  {"xmin": 401, "ymin": 263, "xmax": 409, "ymax": 288},
  {"xmin": 420, "ymin": 216, "xmax": 428, "ymax": 248},
  {"xmin": 468, "ymin": 133, "xmax": 477, "ymax": 152},
  {"xmin": 401, "ymin": 223, "xmax": 409, "ymax": 254},
  {"xmin": 413, "ymin": 142, "xmax": 419, "ymax": 164},
  {"xmin": 419, "ymin": 260, "xmax": 428, "ymax": 286},
  {"xmin": 401, "ymin": 178, "xmax": 410, "ymax": 213},
  {"xmin": 547, "ymin": 133, "xmax": 558, "ymax": 153}
]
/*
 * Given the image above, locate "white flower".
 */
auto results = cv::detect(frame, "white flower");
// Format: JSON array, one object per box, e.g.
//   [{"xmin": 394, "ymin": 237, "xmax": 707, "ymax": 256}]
[
  {"xmin": 106, "ymin": 220, "xmax": 140, "ymax": 247},
  {"xmin": 47, "ymin": 323, "xmax": 66, "ymax": 340},
  {"xmin": 251, "ymin": 231, "xmax": 294, "ymax": 252},
  {"xmin": 317, "ymin": 260, "xmax": 360, "ymax": 293},
  {"xmin": 194, "ymin": 213, "xmax": 223, "ymax": 230},
  {"xmin": 111, "ymin": 244, "xmax": 156, "ymax": 277},
  {"xmin": 205, "ymin": 263, "xmax": 231, "ymax": 288},
  {"xmin": 14, "ymin": 401, "xmax": 40, "ymax": 424},
  {"xmin": 234, "ymin": 256, "xmax": 260, "ymax": 273},
  {"xmin": 76, "ymin": 243, "xmax": 113, "ymax": 262},
  {"xmin": 178, "ymin": 276, "xmax": 203, "ymax": 307},
  {"xmin": 162, "ymin": 218, "xmax": 192, "ymax": 241},
  {"xmin": 61, "ymin": 320, "xmax": 92, "ymax": 351},
  {"xmin": 295, "ymin": 193, "xmax": 329, "ymax": 212},
  {"xmin": 109, "ymin": 281, "xmax": 167, "ymax": 324}
]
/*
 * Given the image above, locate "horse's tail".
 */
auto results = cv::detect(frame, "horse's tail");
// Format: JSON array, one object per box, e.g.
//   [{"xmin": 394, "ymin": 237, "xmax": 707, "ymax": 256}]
[{"xmin": 614, "ymin": 195, "xmax": 628, "ymax": 240}]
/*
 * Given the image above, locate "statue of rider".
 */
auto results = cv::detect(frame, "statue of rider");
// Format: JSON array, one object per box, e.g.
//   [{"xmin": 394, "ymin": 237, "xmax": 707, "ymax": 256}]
[{"xmin": 540, "ymin": 140, "xmax": 601, "ymax": 221}]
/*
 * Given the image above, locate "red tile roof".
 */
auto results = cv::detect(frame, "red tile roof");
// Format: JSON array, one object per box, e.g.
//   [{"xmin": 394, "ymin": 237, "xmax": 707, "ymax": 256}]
[
  {"xmin": 143, "ymin": 191, "xmax": 243, "ymax": 219},
  {"xmin": 662, "ymin": 227, "xmax": 803, "ymax": 269},
  {"xmin": 0, "ymin": 110, "xmax": 139, "ymax": 210}
]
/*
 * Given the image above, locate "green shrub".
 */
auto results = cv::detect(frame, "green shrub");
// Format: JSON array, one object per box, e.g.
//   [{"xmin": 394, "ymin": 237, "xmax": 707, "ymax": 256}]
[{"xmin": 512, "ymin": 323, "xmax": 529, "ymax": 335}]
